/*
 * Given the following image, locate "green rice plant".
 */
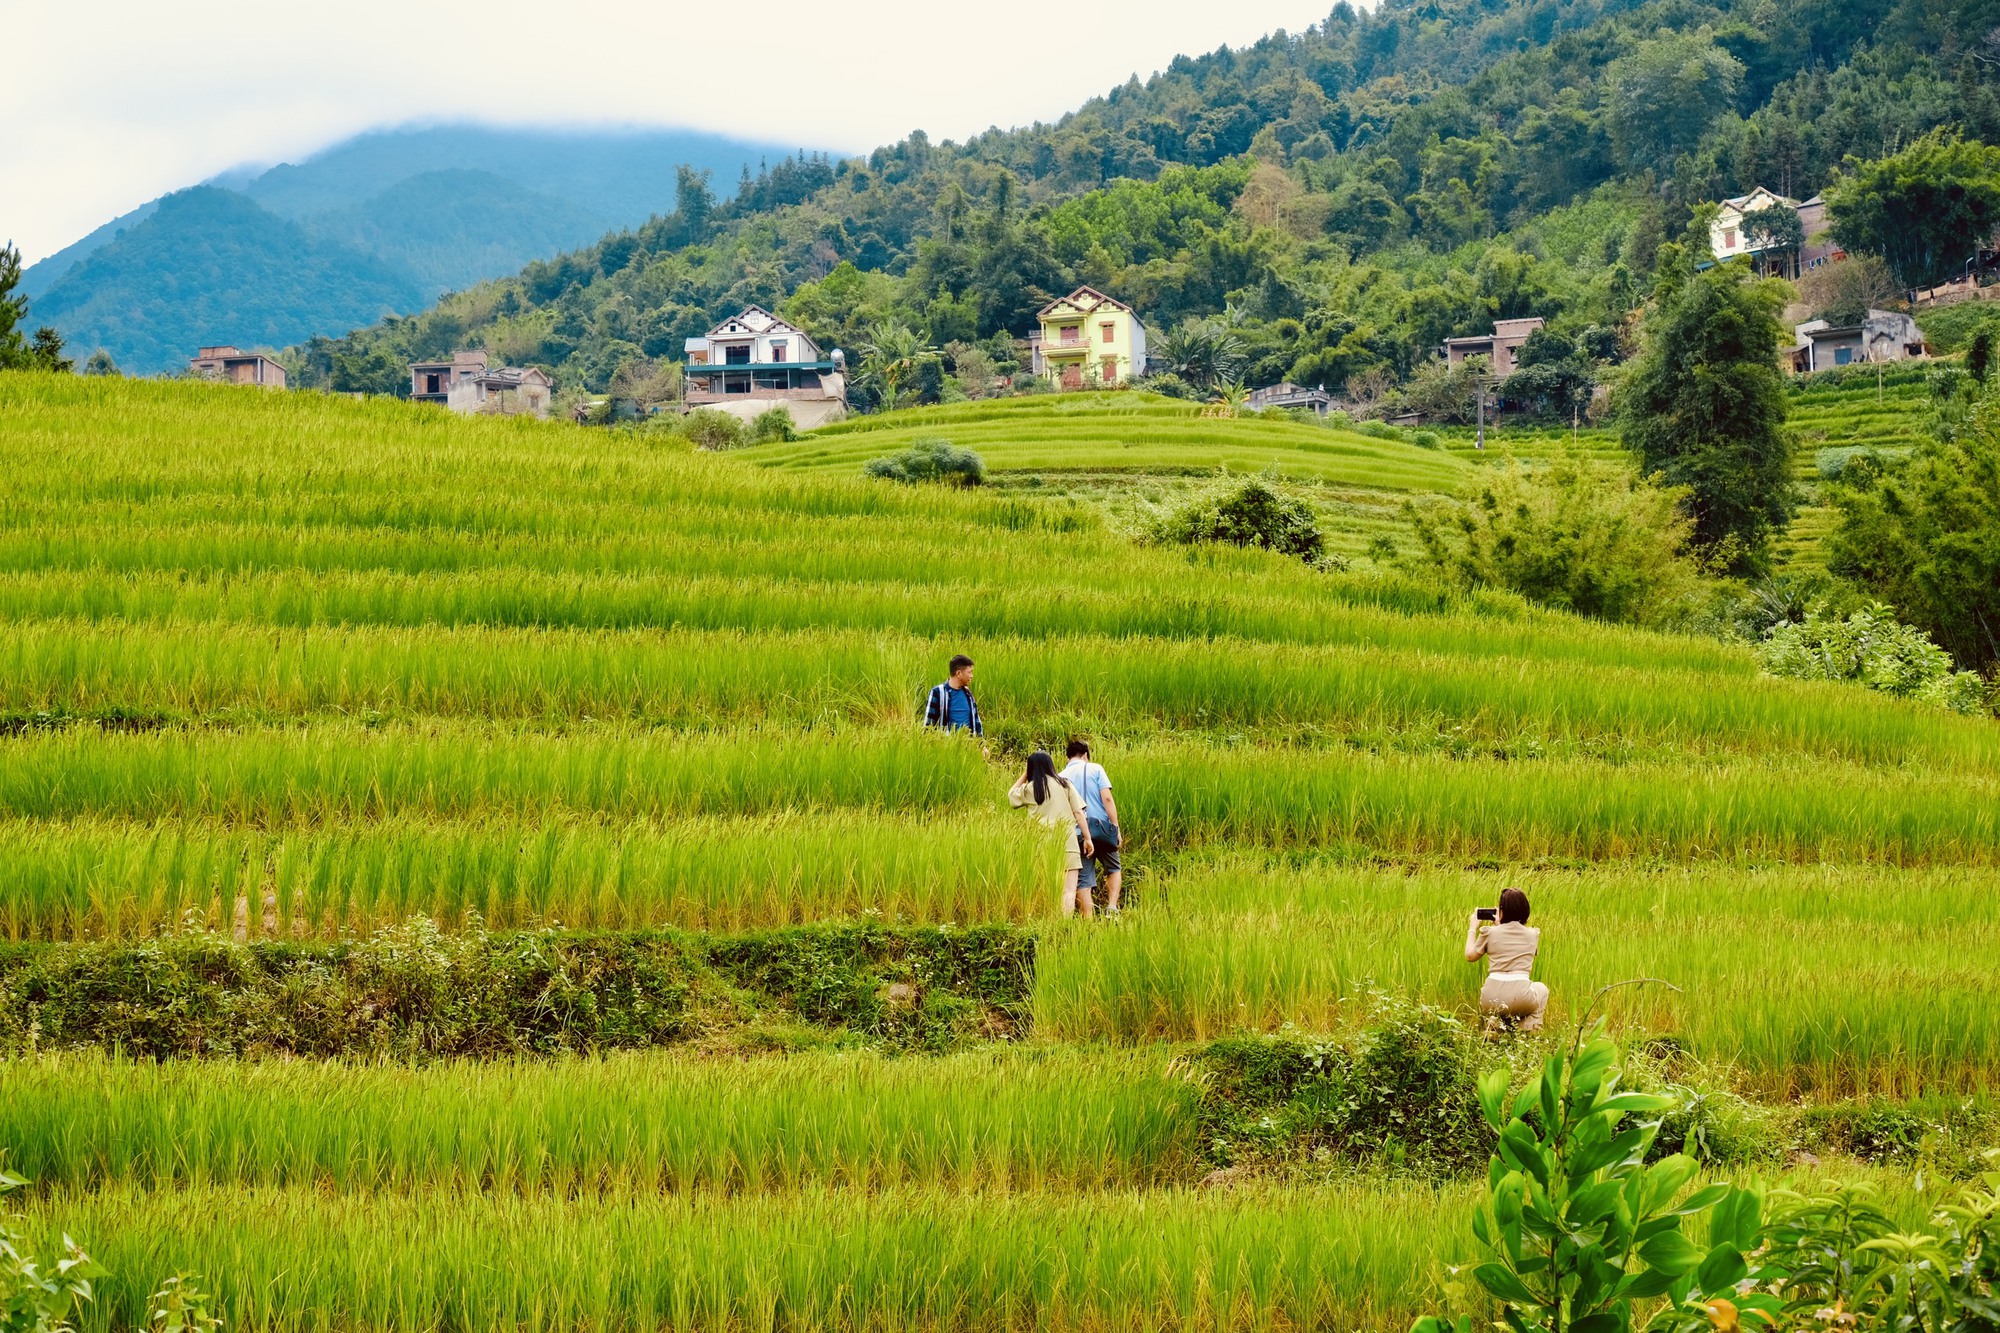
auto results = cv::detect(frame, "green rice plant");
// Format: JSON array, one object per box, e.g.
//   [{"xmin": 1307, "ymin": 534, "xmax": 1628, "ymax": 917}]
[
  {"xmin": 0, "ymin": 565, "xmax": 1759, "ymax": 676},
  {"xmin": 2, "ymin": 620, "xmax": 1988, "ymax": 768},
  {"xmin": 4, "ymin": 727, "xmax": 1995, "ymax": 869},
  {"xmin": 0, "ymin": 812, "xmax": 1055, "ymax": 941},
  {"xmin": 0, "ymin": 724, "xmax": 987, "ymax": 825},
  {"xmin": 1114, "ymin": 745, "xmax": 2000, "ymax": 863},
  {"xmin": 21, "ymin": 1181, "xmax": 1469, "ymax": 1333},
  {"xmin": 0, "ymin": 1050, "xmax": 1199, "ymax": 1192},
  {"xmin": 760, "ymin": 392, "xmax": 1471, "ymax": 491},
  {"xmin": 1034, "ymin": 859, "xmax": 2000, "ymax": 1095}
]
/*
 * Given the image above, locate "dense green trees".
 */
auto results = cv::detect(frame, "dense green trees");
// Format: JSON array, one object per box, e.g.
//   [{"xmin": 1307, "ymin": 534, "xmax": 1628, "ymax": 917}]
[
  {"xmin": 0, "ymin": 243, "xmax": 72, "ymax": 373},
  {"xmin": 1826, "ymin": 413, "xmax": 2000, "ymax": 671},
  {"xmin": 292, "ymin": 0, "xmax": 2000, "ymax": 399},
  {"xmin": 1408, "ymin": 458, "xmax": 1699, "ymax": 624},
  {"xmin": 1605, "ymin": 34, "xmax": 1746, "ymax": 173},
  {"xmin": 1619, "ymin": 263, "xmax": 1792, "ymax": 569},
  {"xmin": 1826, "ymin": 131, "xmax": 2000, "ymax": 289}
]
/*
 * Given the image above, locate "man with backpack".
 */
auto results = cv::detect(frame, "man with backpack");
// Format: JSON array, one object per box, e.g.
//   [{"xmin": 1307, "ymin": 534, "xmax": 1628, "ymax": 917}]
[
  {"xmin": 1061, "ymin": 739, "xmax": 1123, "ymax": 915},
  {"xmin": 922, "ymin": 654, "xmax": 983, "ymax": 737}
]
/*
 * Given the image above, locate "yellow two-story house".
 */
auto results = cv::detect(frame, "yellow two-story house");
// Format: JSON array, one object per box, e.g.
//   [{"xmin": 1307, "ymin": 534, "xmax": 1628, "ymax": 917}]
[{"xmin": 1032, "ymin": 287, "xmax": 1148, "ymax": 389}]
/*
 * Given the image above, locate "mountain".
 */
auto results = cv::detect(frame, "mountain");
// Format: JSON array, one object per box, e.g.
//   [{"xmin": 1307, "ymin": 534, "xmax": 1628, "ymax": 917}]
[
  {"xmin": 305, "ymin": 169, "xmax": 611, "ymax": 293},
  {"xmin": 25, "ymin": 123, "xmax": 819, "ymax": 371},
  {"xmin": 238, "ymin": 124, "xmax": 785, "ymax": 228},
  {"xmin": 297, "ymin": 0, "xmax": 2000, "ymax": 396},
  {"xmin": 19, "ymin": 202, "xmax": 159, "ymax": 300},
  {"xmin": 28, "ymin": 188, "xmax": 428, "ymax": 375}
]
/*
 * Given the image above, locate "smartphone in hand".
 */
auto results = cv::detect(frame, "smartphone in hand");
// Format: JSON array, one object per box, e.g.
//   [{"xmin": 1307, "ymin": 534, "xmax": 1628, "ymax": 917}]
[{"xmin": 1475, "ymin": 907, "xmax": 1498, "ymax": 922}]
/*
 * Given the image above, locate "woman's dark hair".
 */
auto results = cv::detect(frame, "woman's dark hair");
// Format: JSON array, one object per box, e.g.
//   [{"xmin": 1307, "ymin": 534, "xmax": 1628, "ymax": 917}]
[
  {"xmin": 1025, "ymin": 750, "xmax": 1057, "ymax": 804},
  {"xmin": 1498, "ymin": 888, "xmax": 1531, "ymax": 925}
]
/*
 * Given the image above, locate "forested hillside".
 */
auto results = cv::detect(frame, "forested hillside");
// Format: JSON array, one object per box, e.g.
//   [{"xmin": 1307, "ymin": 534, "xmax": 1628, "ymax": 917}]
[{"xmin": 295, "ymin": 0, "xmax": 2000, "ymax": 393}]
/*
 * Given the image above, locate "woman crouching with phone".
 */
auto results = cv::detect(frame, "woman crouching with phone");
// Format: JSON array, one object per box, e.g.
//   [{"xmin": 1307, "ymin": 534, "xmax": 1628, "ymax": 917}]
[{"xmin": 1465, "ymin": 887, "xmax": 1547, "ymax": 1033}]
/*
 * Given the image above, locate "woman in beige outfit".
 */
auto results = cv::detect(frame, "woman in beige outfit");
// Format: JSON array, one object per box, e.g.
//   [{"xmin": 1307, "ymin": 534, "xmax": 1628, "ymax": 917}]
[
  {"xmin": 1465, "ymin": 887, "xmax": 1548, "ymax": 1032},
  {"xmin": 1008, "ymin": 750, "xmax": 1096, "ymax": 918}
]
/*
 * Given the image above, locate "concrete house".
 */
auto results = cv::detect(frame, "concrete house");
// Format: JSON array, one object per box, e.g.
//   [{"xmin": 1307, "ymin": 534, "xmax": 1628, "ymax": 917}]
[
  {"xmin": 1442, "ymin": 317, "xmax": 1544, "ymax": 377},
  {"xmin": 1246, "ymin": 382, "xmax": 1336, "ymax": 416},
  {"xmin": 189, "ymin": 346, "xmax": 286, "ymax": 389},
  {"xmin": 682, "ymin": 307, "xmax": 847, "ymax": 428},
  {"xmin": 409, "ymin": 350, "xmax": 552, "ymax": 417},
  {"xmin": 1710, "ymin": 188, "xmax": 1842, "ymax": 277},
  {"xmin": 1033, "ymin": 288, "xmax": 1148, "ymax": 390},
  {"xmin": 1790, "ymin": 310, "xmax": 1927, "ymax": 373}
]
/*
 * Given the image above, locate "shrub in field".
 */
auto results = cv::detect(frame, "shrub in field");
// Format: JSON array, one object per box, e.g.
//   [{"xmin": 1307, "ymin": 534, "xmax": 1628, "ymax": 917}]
[
  {"xmin": 1406, "ymin": 457, "xmax": 1700, "ymax": 626},
  {"xmin": 681, "ymin": 408, "xmax": 748, "ymax": 451},
  {"xmin": 0, "ymin": 919, "xmax": 1035, "ymax": 1059},
  {"xmin": 1760, "ymin": 603, "xmax": 1988, "ymax": 714},
  {"xmin": 862, "ymin": 436, "xmax": 986, "ymax": 486},
  {"xmin": 749, "ymin": 405, "xmax": 799, "ymax": 443},
  {"xmin": 1153, "ymin": 480, "xmax": 1324, "ymax": 563},
  {"xmin": 1193, "ymin": 1001, "xmax": 1487, "ymax": 1176}
]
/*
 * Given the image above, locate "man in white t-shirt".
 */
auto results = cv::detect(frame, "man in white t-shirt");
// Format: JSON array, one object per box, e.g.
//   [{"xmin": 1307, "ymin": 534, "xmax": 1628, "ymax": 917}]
[{"xmin": 1061, "ymin": 740, "xmax": 1124, "ymax": 915}]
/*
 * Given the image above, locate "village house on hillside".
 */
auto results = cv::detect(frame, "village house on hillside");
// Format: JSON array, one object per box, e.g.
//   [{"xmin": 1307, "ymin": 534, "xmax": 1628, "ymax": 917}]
[
  {"xmin": 409, "ymin": 350, "xmax": 552, "ymax": 418},
  {"xmin": 1442, "ymin": 317, "xmax": 1544, "ymax": 377},
  {"xmin": 682, "ymin": 307, "xmax": 848, "ymax": 428},
  {"xmin": 1790, "ymin": 309, "xmax": 1927, "ymax": 373},
  {"xmin": 1709, "ymin": 187, "xmax": 1843, "ymax": 278},
  {"xmin": 1031, "ymin": 288, "xmax": 1148, "ymax": 389},
  {"xmin": 1246, "ymin": 382, "xmax": 1336, "ymax": 415},
  {"xmin": 189, "ymin": 346, "xmax": 286, "ymax": 389}
]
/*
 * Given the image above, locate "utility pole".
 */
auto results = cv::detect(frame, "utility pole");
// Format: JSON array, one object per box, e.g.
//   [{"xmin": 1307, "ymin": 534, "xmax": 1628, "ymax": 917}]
[{"xmin": 1474, "ymin": 379, "xmax": 1485, "ymax": 450}]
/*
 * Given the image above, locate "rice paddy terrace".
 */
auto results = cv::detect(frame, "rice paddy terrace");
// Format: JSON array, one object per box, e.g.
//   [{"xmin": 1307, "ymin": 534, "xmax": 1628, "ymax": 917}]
[
  {"xmin": 1, "ymin": 373, "xmax": 1994, "ymax": 1332},
  {"xmin": 757, "ymin": 376, "xmax": 1938, "ymax": 572}
]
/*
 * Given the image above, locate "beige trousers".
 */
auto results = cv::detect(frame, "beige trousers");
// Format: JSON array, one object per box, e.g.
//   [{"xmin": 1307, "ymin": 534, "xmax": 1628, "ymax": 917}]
[{"xmin": 1480, "ymin": 978, "xmax": 1549, "ymax": 1031}]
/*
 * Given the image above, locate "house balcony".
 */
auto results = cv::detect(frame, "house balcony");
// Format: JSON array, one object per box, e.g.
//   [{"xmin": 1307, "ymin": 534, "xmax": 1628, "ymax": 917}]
[{"xmin": 684, "ymin": 362, "xmax": 841, "ymax": 405}]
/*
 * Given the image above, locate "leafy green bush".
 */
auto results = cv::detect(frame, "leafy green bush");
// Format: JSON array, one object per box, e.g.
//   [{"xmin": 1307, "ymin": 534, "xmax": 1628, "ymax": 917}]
[
  {"xmin": 1153, "ymin": 480, "xmax": 1324, "ymax": 562},
  {"xmin": 1414, "ymin": 1030, "xmax": 2000, "ymax": 1333},
  {"xmin": 1406, "ymin": 457, "xmax": 1700, "ymax": 625},
  {"xmin": 862, "ymin": 437, "xmax": 986, "ymax": 486},
  {"xmin": 682, "ymin": 408, "xmax": 749, "ymax": 451},
  {"xmin": 1759, "ymin": 602, "xmax": 1988, "ymax": 714},
  {"xmin": 1412, "ymin": 429, "xmax": 1443, "ymax": 450},
  {"xmin": 749, "ymin": 405, "xmax": 799, "ymax": 443},
  {"xmin": 0, "ymin": 919, "xmax": 1035, "ymax": 1059},
  {"xmin": 1192, "ymin": 1002, "xmax": 1487, "ymax": 1176}
]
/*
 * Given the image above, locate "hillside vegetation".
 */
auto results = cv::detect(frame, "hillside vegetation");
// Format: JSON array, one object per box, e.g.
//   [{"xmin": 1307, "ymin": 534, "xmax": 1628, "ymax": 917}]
[
  {"xmin": 297, "ymin": 0, "xmax": 2000, "ymax": 396},
  {"xmin": 1, "ymin": 374, "xmax": 1996, "ymax": 1329}
]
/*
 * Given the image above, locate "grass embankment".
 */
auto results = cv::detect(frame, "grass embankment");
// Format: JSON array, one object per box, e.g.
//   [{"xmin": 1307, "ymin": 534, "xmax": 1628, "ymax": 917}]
[{"xmin": 2, "ymin": 374, "xmax": 1995, "ymax": 1330}]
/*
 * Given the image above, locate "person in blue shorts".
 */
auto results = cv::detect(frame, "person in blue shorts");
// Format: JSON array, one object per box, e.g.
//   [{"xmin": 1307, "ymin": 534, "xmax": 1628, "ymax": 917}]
[{"xmin": 1061, "ymin": 739, "xmax": 1124, "ymax": 915}]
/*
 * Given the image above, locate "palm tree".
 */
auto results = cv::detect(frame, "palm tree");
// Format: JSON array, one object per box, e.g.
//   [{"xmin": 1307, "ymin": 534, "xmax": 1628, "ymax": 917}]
[
  {"xmin": 1157, "ymin": 321, "xmax": 1248, "ymax": 393},
  {"xmin": 859, "ymin": 320, "xmax": 922, "ymax": 411},
  {"xmin": 1202, "ymin": 379, "xmax": 1251, "ymax": 419}
]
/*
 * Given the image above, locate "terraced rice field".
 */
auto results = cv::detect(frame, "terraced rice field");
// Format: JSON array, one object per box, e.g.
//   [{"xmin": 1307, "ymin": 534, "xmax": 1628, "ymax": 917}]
[{"xmin": 0, "ymin": 373, "xmax": 1990, "ymax": 1331}]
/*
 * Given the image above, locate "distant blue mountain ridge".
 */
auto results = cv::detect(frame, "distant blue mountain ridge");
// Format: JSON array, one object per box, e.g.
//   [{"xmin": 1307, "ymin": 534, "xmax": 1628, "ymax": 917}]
[{"xmin": 24, "ymin": 123, "xmax": 817, "ymax": 373}]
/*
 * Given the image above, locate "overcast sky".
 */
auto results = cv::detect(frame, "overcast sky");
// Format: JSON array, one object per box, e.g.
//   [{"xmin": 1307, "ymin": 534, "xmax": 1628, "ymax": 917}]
[{"xmin": 6, "ymin": 0, "xmax": 1333, "ymax": 264}]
